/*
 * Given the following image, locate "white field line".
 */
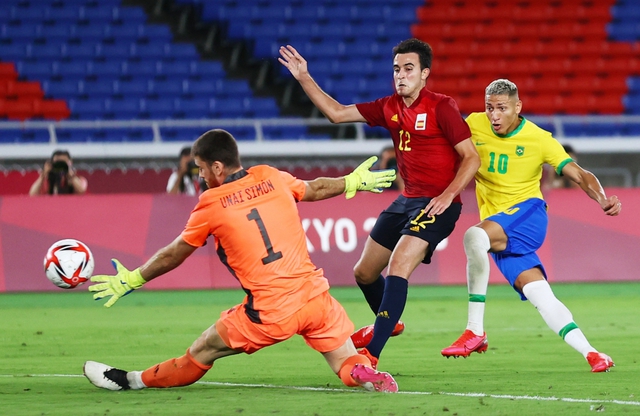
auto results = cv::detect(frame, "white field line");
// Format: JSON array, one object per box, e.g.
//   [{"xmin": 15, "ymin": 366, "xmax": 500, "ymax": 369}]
[{"xmin": 1, "ymin": 374, "xmax": 639, "ymax": 407}]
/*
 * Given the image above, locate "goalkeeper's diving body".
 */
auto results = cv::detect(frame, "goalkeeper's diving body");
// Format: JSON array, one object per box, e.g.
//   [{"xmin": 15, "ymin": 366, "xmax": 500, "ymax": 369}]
[{"xmin": 83, "ymin": 129, "xmax": 399, "ymax": 393}]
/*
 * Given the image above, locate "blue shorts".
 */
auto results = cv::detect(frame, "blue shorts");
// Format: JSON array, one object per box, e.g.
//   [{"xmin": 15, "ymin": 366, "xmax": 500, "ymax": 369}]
[
  {"xmin": 488, "ymin": 198, "xmax": 548, "ymax": 300},
  {"xmin": 370, "ymin": 195, "xmax": 461, "ymax": 264}
]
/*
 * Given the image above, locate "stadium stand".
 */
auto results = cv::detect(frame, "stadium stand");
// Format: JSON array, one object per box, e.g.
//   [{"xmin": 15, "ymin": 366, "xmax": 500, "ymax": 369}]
[
  {"xmin": 413, "ymin": 0, "xmax": 640, "ymax": 126},
  {"xmin": 0, "ymin": 0, "xmax": 639, "ymax": 143}
]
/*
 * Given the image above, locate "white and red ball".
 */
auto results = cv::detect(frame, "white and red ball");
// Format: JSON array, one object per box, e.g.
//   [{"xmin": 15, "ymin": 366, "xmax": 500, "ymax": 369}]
[{"xmin": 44, "ymin": 239, "xmax": 95, "ymax": 289}]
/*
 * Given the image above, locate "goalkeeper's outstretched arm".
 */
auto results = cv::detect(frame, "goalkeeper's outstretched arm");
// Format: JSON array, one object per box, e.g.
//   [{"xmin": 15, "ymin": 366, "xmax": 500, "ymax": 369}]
[
  {"xmin": 89, "ymin": 236, "xmax": 197, "ymax": 307},
  {"xmin": 302, "ymin": 156, "xmax": 396, "ymax": 202}
]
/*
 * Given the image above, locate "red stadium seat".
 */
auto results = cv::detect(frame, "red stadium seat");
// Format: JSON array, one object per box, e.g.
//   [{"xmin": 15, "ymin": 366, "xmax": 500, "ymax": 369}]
[
  {"xmin": 4, "ymin": 99, "xmax": 37, "ymax": 120},
  {"xmin": 35, "ymin": 100, "xmax": 71, "ymax": 120}
]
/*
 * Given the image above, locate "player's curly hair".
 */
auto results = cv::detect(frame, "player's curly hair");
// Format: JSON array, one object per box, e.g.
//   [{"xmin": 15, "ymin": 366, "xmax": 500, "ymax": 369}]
[
  {"xmin": 485, "ymin": 79, "xmax": 519, "ymax": 99},
  {"xmin": 192, "ymin": 129, "xmax": 241, "ymax": 168},
  {"xmin": 392, "ymin": 38, "xmax": 433, "ymax": 70}
]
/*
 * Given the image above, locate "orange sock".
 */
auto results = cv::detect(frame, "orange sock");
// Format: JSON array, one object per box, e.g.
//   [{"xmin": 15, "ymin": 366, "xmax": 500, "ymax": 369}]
[
  {"xmin": 338, "ymin": 354, "xmax": 371, "ymax": 387},
  {"xmin": 141, "ymin": 349, "xmax": 212, "ymax": 388}
]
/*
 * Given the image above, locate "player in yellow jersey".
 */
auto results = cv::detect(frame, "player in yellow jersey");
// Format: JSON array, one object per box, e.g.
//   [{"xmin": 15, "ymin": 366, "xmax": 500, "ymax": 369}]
[
  {"xmin": 83, "ymin": 129, "xmax": 400, "ymax": 392},
  {"xmin": 441, "ymin": 79, "xmax": 622, "ymax": 372}
]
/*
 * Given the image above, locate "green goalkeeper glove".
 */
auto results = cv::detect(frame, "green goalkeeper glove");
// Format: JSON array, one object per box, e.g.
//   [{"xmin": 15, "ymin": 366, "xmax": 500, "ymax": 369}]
[
  {"xmin": 89, "ymin": 259, "xmax": 146, "ymax": 308},
  {"xmin": 344, "ymin": 156, "xmax": 397, "ymax": 199}
]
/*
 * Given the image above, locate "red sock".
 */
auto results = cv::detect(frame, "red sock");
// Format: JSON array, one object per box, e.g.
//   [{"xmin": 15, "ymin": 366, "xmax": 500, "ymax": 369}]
[
  {"xmin": 141, "ymin": 349, "xmax": 212, "ymax": 388},
  {"xmin": 338, "ymin": 354, "xmax": 371, "ymax": 387}
]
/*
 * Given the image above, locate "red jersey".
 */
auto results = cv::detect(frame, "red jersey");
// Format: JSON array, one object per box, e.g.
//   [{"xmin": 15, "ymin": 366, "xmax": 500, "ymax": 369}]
[
  {"xmin": 356, "ymin": 88, "xmax": 471, "ymax": 201},
  {"xmin": 181, "ymin": 165, "xmax": 329, "ymax": 324}
]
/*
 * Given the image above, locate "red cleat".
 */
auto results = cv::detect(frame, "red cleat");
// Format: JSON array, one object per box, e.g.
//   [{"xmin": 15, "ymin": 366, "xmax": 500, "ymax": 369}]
[
  {"xmin": 357, "ymin": 347, "xmax": 378, "ymax": 370},
  {"xmin": 441, "ymin": 330, "xmax": 488, "ymax": 358},
  {"xmin": 587, "ymin": 352, "xmax": 615, "ymax": 373},
  {"xmin": 351, "ymin": 321, "xmax": 405, "ymax": 349},
  {"xmin": 350, "ymin": 363, "xmax": 398, "ymax": 393}
]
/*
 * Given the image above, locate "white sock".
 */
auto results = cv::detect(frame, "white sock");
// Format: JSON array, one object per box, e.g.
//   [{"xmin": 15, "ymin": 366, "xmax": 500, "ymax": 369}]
[
  {"xmin": 523, "ymin": 280, "xmax": 597, "ymax": 357},
  {"xmin": 464, "ymin": 227, "xmax": 491, "ymax": 336},
  {"xmin": 127, "ymin": 371, "xmax": 147, "ymax": 390}
]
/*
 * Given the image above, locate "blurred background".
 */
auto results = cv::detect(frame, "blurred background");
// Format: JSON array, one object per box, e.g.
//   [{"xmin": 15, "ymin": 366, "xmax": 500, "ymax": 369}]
[{"xmin": 1, "ymin": 0, "xmax": 640, "ymax": 193}]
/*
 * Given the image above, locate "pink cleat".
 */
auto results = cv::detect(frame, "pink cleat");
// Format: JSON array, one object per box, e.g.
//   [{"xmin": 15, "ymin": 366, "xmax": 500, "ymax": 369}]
[
  {"xmin": 351, "ymin": 320, "xmax": 405, "ymax": 349},
  {"xmin": 441, "ymin": 330, "xmax": 488, "ymax": 358},
  {"xmin": 587, "ymin": 352, "xmax": 615, "ymax": 373},
  {"xmin": 350, "ymin": 363, "xmax": 398, "ymax": 393}
]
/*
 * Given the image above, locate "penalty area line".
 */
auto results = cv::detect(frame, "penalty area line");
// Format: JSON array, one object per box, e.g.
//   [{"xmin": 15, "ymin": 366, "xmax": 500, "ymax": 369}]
[{"xmin": 1, "ymin": 374, "xmax": 639, "ymax": 407}]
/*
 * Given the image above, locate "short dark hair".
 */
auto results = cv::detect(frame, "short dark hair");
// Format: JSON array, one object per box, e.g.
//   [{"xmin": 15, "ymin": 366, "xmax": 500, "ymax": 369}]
[
  {"xmin": 392, "ymin": 38, "xmax": 433, "ymax": 70},
  {"xmin": 179, "ymin": 146, "xmax": 191, "ymax": 158},
  {"xmin": 51, "ymin": 150, "xmax": 70, "ymax": 161},
  {"xmin": 192, "ymin": 129, "xmax": 241, "ymax": 169}
]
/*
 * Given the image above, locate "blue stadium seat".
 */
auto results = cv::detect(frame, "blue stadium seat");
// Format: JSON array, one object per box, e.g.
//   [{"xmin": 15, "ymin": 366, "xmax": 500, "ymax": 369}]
[
  {"xmin": 68, "ymin": 98, "xmax": 107, "ymax": 120},
  {"xmin": 216, "ymin": 98, "xmax": 245, "ymax": 117},
  {"xmin": 43, "ymin": 79, "xmax": 82, "ymax": 98},
  {"xmin": 54, "ymin": 60, "xmax": 90, "ymax": 78},
  {"xmin": 142, "ymin": 98, "xmax": 176, "ymax": 119},
  {"xmin": 124, "ymin": 60, "xmax": 158, "ymax": 77},
  {"xmin": 0, "ymin": 43, "xmax": 29, "ymax": 60},
  {"xmin": 72, "ymin": 24, "xmax": 107, "ymax": 40},
  {"xmin": 174, "ymin": 97, "xmax": 213, "ymax": 118},
  {"xmin": 134, "ymin": 42, "xmax": 166, "ymax": 59},
  {"xmin": 0, "ymin": 23, "xmax": 42, "ymax": 40},
  {"xmin": 216, "ymin": 79, "xmax": 252, "ymax": 96},
  {"xmin": 46, "ymin": 24, "xmax": 74, "ymax": 40},
  {"xmin": 246, "ymin": 97, "xmax": 279, "ymax": 118},
  {"xmin": 115, "ymin": 78, "xmax": 149, "ymax": 97},
  {"xmin": 263, "ymin": 125, "xmax": 307, "ymax": 140},
  {"xmin": 165, "ymin": 43, "xmax": 198, "ymax": 59},
  {"xmin": 225, "ymin": 126, "xmax": 256, "ymax": 141},
  {"xmin": 158, "ymin": 60, "xmax": 191, "ymax": 77},
  {"xmin": 107, "ymin": 97, "xmax": 142, "ymax": 119},
  {"xmin": 81, "ymin": 79, "xmax": 116, "ymax": 97},
  {"xmin": 80, "ymin": 6, "xmax": 117, "ymax": 22},
  {"xmin": 104, "ymin": 23, "xmax": 139, "ymax": 41},
  {"xmin": 46, "ymin": 7, "xmax": 81, "ymax": 22},
  {"xmin": 0, "ymin": 128, "xmax": 49, "ymax": 144},
  {"xmin": 29, "ymin": 43, "xmax": 64, "ymax": 59},
  {"xmin": 97, "ymin": 42, "xmax": 133, "ymax": 59},
  {"xmin": 125, "ymin": 128, "xmax": 154, "ymax": 142},
  {"xmin": 191, "ymin": 60, "xmax": 225, "ymax": 77},
  {"xmin": 17, "ymin": 60, "xmax": 54, "ymax": 78},
  {"xmin": 161, "ymin": 126, "xmax": 206, "ymax": 142},
  {"xmin": 64, "ymin": 42, "xmax": 98, "ymax": 59},
  {"xmin": 184, "ymin": 79, "xmax": 216, "ymax": 95},
  {"xmin": 149, "ymin": 79, "xmax": 184, "ymax": 95},
  {"xmin": 89, "ymin": 60, "xmax": 124, "ymax": 78}
]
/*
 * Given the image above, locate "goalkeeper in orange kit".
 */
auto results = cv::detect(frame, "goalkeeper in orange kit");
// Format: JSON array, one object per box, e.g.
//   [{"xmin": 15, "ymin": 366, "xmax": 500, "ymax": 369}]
[{"xmin": 83, "ymin": 129, "xmax": 400, "ymax": 393}]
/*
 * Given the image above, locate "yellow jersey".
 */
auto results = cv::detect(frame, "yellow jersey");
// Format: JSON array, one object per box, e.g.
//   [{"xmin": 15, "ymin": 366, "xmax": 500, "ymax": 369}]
[{"xmin": 466, "ymin": 112, "xmax": 573, "ymax": 220}]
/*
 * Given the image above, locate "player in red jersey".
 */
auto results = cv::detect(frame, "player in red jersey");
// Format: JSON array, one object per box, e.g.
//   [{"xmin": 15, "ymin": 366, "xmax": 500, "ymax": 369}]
[
  {"xmin": 83, "ymin": 129, "xmax": 399, "ymax": 393},
  {"xmin": 279, "ymin": 38, "xmax": 480, "ymax": 366}
]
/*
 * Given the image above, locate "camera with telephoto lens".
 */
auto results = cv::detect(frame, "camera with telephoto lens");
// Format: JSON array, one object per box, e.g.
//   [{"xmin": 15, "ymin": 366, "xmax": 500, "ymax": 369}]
[
  {"xmin": 187, "ymin": 160, "xmax": 198, "ymax": 179},
  {"xmin": 48, "ymin": 160, "xmax": 71, "ymax": 194}
]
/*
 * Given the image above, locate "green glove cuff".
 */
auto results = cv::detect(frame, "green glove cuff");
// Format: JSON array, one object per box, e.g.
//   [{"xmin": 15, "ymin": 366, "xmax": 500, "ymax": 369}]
[{"xmin": 127, "ymin": 268, "xmax": 146, "ymax": 289}]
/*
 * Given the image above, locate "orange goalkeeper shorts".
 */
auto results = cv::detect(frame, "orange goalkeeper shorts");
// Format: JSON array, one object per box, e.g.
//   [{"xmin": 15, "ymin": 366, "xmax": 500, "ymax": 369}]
[{"xmin": 217, "ymin": 291, "xmax": 354, "ymax": 354}]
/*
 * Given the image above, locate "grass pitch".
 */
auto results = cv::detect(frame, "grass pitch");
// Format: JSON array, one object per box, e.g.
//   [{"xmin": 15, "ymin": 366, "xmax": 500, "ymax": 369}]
[{"xmin": 1, "ymin": 282, "xmax": 639, "ymax": 415}]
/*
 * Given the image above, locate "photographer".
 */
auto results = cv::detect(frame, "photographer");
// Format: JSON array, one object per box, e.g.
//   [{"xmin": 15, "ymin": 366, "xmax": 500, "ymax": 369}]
[
  {"xmin": 376, "ymin": 146, "xmax": 404, "ymax": 192},
  {"xmin": 166, "ymin": 146, "xmax": 205, "ymax": 195},
  {"xmin": 29, "ymin": 150, "xmax": 88, "ymax": 196}
]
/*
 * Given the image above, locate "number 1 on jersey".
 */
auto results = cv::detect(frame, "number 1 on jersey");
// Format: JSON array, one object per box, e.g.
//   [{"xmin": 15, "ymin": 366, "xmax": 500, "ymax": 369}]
[{"xmin": 247, "ymin": 208, "xmax": 283, "ymax": 265}]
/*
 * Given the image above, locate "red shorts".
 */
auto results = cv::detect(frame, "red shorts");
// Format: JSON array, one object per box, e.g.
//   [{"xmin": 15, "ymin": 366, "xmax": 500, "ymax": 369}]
[{"xmin": 217, "ymin": 291, "xmax": 354, "ymax": 354}]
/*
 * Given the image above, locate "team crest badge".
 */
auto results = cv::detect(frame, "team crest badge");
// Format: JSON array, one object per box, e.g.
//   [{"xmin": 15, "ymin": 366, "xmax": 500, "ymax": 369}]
[
  {"xmin": 391, "ymin": 114, "xmax": 398, "ymax": 123},
  {"xmin": 516, "ymin": 145, "xmax": 525, "ymax": 156},
  {"xmin": 415, "ymin": 113, "xmax": 427, "ymax": 130}
]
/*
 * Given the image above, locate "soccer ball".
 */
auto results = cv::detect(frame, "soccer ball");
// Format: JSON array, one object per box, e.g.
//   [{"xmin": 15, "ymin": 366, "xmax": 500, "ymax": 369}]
[{"xmin": 44, "ymin": 239, "xmax": 95, "ymax": 289}]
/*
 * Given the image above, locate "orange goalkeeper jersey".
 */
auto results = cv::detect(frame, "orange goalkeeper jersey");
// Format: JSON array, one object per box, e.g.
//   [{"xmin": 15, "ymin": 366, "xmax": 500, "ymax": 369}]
[{"xmin": 181, "ymin": 165, "xmax": 329, "ymax": 324}]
